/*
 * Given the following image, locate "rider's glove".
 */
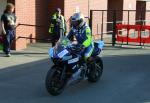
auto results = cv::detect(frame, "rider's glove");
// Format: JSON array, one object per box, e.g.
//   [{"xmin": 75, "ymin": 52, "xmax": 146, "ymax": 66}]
[{"xmin": 80, "ymin": 44, "xmax": 85, "ymax": 52}]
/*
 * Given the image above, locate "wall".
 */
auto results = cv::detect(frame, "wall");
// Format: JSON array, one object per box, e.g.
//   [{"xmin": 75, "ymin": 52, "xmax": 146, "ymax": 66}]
[
  {"xmin": 15, "ymin": 0, "xmax": 36, "ymax": 50},
  {"xmin": 64, "ymin": 0, "xmax": 88, "ymax": 19},
  {"xmin": 15, "ymin": 0, "xmax": 49, "ymax": 50},
  {"xmin": 64, "ymin": 0, "xmax": 107, "ymax": 39},
  {"xmin": 2, "ymin": 0, "xmax": 146, "ymax": 50},
  {"xmin": 146, "ymin": 1, "xmax": 150, "ymax": 25},
  {"xmin": 90, "ymin": 0, "xmax": 108, "ymax": 39},
  {"xmin": 35, "ymin": 0, "xmax": 49, "ymax": 41},
  {"xmin": 123, "ymin": 0, "xmax": 136, "ymax": 24}
]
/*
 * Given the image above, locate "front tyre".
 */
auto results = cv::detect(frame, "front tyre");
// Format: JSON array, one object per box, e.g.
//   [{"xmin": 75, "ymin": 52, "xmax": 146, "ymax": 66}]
[
  {"xmin": 88, "ymin": 56, "xmax": 103, "ymax": 82},
  {"xmin": 45, "ymin": 66, "xmax": 67, "ymax": 96}
]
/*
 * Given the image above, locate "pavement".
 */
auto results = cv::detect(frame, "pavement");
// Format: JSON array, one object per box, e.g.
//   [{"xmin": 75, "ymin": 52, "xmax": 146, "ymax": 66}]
[
  {"xmin": 0, "ymin": 43, "xmax": 51, "ymax": 69},
  {"xmin": 0, "ymin": 43, "xmax": 150, "ymax": 103},
  {"xmin": 1, "ymin": 43, "xmax": 150, "ymax": 69}
]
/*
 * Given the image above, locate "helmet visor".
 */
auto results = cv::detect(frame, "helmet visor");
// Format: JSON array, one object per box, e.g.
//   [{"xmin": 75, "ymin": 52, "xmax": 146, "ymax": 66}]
[{"xmin": 71, "ymin": 20, "xmax": 80, "ymax": 28}]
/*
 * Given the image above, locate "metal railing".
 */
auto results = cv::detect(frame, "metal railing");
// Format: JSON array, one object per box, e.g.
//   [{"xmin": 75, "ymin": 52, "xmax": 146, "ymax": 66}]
[{"xmin": 89, "ymin": 10, "xmax": 150, "ymax": 47}]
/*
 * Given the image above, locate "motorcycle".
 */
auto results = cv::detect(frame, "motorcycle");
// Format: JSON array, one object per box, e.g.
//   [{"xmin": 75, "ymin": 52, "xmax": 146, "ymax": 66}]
[{"xmin": 45, "ymin": 37, "xmax": 104, "ymax": 96}]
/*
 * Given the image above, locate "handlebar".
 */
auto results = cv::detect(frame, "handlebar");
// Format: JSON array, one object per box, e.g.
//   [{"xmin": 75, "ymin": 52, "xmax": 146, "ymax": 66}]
[{"xmin": 69, "ymin": 44, "xmax": 83, "ymax": 53}]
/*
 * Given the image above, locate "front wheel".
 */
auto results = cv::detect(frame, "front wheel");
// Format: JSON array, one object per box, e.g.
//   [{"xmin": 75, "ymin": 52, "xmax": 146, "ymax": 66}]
[
  {"xmin": 45, "ymin": 66, "xmax": 67, "ymax": 96},
  {"xmin": 87, "ymin": 56, "xmax": 103, "ymax": 82}
]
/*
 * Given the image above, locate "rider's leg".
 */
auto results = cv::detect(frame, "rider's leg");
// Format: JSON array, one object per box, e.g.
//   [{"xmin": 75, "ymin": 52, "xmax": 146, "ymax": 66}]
[{"xmin": 84, "ymin": 44, "xmax": 94, "ymax": 62}]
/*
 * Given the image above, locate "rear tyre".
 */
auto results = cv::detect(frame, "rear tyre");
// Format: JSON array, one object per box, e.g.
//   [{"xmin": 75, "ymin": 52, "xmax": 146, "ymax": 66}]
[
  {"xmin": 88, "ymin": 56, "xmax": 103, "ymax": 82},
  {"xmin": 45, "ymin": 66, "xmax": 67, "ymax": 96}
]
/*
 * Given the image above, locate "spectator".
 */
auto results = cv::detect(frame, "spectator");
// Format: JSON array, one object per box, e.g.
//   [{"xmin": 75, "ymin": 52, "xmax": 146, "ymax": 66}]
[
  {"xmin": 1, "ymin": 3, "xmax": 16, "ymax": 57},
  {"xmin": 49, "ymin": 8, "xmax": 67, "ymax": 47}
]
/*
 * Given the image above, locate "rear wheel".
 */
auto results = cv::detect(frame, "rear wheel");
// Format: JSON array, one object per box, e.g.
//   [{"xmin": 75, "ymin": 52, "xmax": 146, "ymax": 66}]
[
  {"xmin": 88, "ymin": 56, "xmax": 103, "ymax": 82},
  {"xmin": 45, "ymin": 66, "xmax": 67, "ymax": 96}
]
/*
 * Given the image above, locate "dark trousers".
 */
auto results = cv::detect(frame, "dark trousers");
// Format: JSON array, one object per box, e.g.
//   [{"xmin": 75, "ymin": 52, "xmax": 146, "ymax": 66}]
[
  {"xmin": 3, "ymin": 30, "xmax": 15, "ymax": 54},
  {"xmin": 51, "ymin": 29, "xmax": 64, "ymax": 47}
]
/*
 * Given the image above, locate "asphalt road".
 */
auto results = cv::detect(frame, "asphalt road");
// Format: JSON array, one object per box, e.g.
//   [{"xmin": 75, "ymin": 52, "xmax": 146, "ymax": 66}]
[{"xmin": 0, "ymin": 46, "xmax": 150, "ymax": 103}]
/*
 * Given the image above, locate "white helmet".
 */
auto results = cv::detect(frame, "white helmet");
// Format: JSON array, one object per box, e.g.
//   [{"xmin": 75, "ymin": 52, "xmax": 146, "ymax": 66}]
[{"xmin": 71, "ymin": 12, "xmax": 85, "ymax": 29}]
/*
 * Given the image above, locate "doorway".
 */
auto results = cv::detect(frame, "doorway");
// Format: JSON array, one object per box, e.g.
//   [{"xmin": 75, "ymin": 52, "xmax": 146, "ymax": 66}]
[
  {"xmin": 136, "ymin": 1, "xmax": 146, "ymax": 25},
  {"xmin": 107, "ymin": 0, "xmax": 123, "ymax": 33}
]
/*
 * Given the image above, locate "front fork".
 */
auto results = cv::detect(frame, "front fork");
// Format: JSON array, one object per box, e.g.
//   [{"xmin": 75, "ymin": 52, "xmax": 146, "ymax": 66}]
[
  {"xmin": 59, "ymin": 65, "xmax": 67, "ymax": 81},
  {"xmin": 86, "ymin": 58, "xmax": 96, "ymax": 76}
]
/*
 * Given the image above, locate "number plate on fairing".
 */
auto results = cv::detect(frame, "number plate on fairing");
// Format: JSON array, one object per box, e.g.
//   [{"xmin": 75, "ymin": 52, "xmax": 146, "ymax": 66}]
[{"xmin": 57, "ymin": 49, "xmax": 69, "ymax": 58}]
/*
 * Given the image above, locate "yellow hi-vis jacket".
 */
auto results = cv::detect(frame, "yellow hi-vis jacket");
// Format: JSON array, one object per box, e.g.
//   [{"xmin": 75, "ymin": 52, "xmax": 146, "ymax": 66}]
[{"xmin": 49, "ymin": 13, "xmax": 66, "ymax": 34}]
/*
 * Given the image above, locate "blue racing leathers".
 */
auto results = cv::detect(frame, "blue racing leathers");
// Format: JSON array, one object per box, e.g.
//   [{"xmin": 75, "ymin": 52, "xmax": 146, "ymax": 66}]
[{"xmin": 67, "ymin": 23, "xmax": 94, "ymax": 59}]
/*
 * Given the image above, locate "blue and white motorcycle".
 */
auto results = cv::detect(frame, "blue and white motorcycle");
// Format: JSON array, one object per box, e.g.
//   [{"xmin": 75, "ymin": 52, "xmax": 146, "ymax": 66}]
[{"xmin": 45, "ymin": 37, "xmax": 104, "ymax": 96}]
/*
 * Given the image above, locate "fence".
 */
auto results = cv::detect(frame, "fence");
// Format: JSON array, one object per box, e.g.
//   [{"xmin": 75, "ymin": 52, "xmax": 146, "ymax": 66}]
[
  {"xmin": 116, "ymin": 24, "xmax": 150, "ymax": 46},
  {"xmin": 89, "ymin": 10, "xmax": 150, "ymax": 47}
]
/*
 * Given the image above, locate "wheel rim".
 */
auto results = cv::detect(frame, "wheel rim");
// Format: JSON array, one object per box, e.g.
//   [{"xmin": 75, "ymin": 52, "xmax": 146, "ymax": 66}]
[
  {"xmin": 49, "ymin": 70, "xmax": 65, "ymax": 92},
  {"xmin": 92, "ymin": 62, "xmax": 102, "ymax": 79}
]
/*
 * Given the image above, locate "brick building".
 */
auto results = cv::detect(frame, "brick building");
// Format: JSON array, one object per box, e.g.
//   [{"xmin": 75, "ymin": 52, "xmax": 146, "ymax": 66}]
[{"xmin": 0, "ymin": 0, "xmax": 150, "ymax": 50}]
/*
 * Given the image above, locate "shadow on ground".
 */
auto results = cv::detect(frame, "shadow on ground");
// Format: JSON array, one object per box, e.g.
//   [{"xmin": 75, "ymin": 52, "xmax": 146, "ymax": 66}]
[{"xmin": 0, "ymin": 54, "xmax": 150, "ymax": 103}]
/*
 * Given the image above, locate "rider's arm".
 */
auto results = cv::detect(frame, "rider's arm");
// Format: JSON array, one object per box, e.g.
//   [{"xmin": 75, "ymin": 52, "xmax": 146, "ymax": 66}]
[
  {"xmin": 1, "ymin": 21, "xmax": 6, "ymax": 35},
  {"xmin": 82, "ymin": 27, "xmax": 92, "ymax": 48},
  {"xmin": 1, "ymin": 15, "xmax": 6, "ymax": 35},
  {"xmin": 66, "ymin": 28, "xmax": 74, "ymax": 41}
]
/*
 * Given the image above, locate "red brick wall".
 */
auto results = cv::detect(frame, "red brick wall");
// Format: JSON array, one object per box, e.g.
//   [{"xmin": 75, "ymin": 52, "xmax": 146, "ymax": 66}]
[
  {"xmin": 35, "ymin": 0, "xmax": 49, "ymax": 40},
  {"xmin": 64, "ymin": 0, "xmax": 107, "ymax": 39},
  {"xmin": 6, "ymin": 0, "xmax": 143, "ymax": 50},
  {"xmin": 90, "ymin": 0, "xmax": 108, "ymax": 39},
  {"xmin": 64, "ymin": 0, "xmax": 88, "ymax": 22},
  {"xmin": 123, "ymin": 0, "xmax": 136, "ymax": 24},
  {"xmin": 146, "ymin": 2, "xmax": 150, "ymax": 25},
  {"xmin": 15, "ymin": 0, "xmax": 36, "ymax": 50},
  {"xmin": 64, "ymin": 0, "xmax": 108, "ymax": 19},
  {"xmin": 15, "ymin": 0, "xmax": 49, "ymax": 50}
]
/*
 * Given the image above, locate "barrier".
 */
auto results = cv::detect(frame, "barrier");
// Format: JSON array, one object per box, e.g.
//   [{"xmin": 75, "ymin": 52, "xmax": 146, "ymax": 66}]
[
  {"xmin": 116, "ymin": 24, "xmax": 150, "ymax": 44},
  {"xmin": 141, "ymin": 25, "xmax": 150, "ymax": 43}
]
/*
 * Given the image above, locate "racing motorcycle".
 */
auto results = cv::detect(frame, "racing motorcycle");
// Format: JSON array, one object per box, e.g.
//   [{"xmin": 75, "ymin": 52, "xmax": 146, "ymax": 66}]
[{"xmin": 45, "ymin": 37, "xmax": 104, "ymax": 96}]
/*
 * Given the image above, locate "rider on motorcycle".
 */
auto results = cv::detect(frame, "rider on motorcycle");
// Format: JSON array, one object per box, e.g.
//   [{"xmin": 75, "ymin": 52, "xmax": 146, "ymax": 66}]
[
  {"xmin": 45, "ymin": 13, "xmax": 103, "ymax": 96},
  {"xmin": 67, "ymin": 12, "xmax": 94, "ymax": 62}
]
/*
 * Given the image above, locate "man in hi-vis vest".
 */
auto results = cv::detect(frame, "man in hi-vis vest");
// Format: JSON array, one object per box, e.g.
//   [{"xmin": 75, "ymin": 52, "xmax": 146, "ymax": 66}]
[{"xmin": 49, "ymin": 8, "xmax": 67, "ymax": 47}]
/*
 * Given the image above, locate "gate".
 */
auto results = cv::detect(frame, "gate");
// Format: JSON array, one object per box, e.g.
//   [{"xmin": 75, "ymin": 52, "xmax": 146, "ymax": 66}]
[{"xmin": 89, "ymin": 10, "xmax": 150, "ymax": 47}]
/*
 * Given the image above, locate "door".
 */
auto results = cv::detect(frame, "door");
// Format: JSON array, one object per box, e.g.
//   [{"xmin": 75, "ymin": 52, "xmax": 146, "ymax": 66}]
[{"xmin": 136, "ymin": 1, "xmax": 146, "ymax": 25}]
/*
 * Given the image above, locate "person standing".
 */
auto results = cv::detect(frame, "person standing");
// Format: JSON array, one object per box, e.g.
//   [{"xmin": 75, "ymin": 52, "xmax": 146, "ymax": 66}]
[
  {"xmin": 49, "ymin": 8, "xmax": 67, "ymax": 47},
  {"xmin": 1, "ymin": 3, "xmax": 16, "ymax": 57}
]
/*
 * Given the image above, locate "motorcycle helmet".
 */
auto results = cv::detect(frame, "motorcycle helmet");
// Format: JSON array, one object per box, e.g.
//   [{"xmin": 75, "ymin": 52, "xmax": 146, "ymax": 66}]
[{"xmin": 71, "ymin": 12, "xmax": 85, "ymax": 29}]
